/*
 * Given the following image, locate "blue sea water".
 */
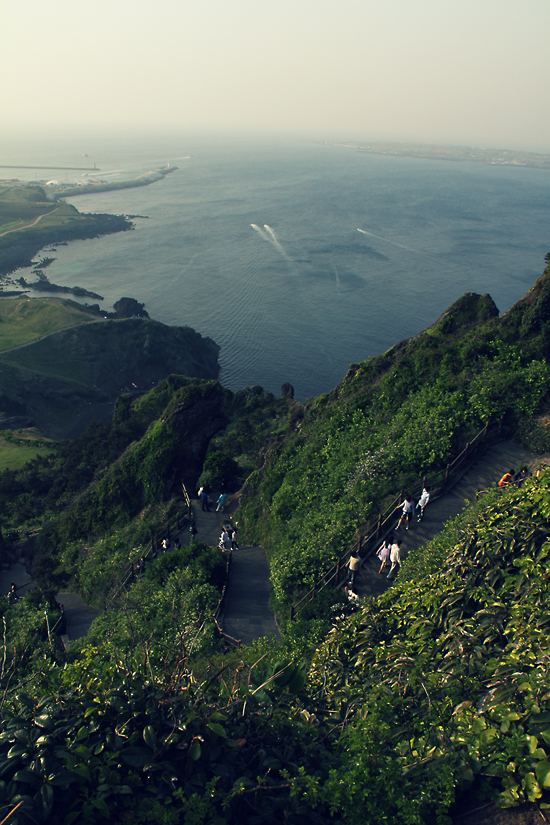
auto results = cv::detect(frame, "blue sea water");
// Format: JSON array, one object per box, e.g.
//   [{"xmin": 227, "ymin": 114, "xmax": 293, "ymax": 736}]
[{"xmin": 3, "ymin": 134, "xmax": 550, "ymax": 400}]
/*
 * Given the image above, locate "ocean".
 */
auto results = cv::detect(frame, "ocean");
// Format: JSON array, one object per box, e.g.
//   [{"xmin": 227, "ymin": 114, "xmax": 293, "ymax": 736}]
[{"xmin": 2, "ymin": 133, "xmax": 550, "ymax": 400}]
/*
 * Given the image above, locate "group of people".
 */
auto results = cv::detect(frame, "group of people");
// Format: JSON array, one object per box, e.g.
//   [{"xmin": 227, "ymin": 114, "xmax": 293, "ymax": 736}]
[
  {"xmin": 395, "ymin": 485, "xmax": 431, "ymax": 530},
  {"xmin": 498, "ymin": 466, "xmax": 528, "ymax": 487},
  {"xmin": 161, "ymin": 536, "xmax": 181, "ymax": 552},
  {"xmin": 218, "ymin": 523, "xmax": 239, "ymax": 553},
  {"xmin": 198, "ymin": 486, "xmax": 230, "ymax": 513},
  {"xmin": 376, "ymin": 535, "xmax": 403, "ymax": 578}
]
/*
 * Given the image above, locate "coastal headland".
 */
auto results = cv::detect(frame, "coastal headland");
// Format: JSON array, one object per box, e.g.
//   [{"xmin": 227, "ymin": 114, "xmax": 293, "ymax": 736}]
[
  {"xmin": 0, "ymin": 164, "xmax": 177, "ymax": 282},
  {"xmin": 0, "ymin": 166, "xmax": 222, "ymax": 442},
  {"xmin": 0, "ymin": 296, "xmax": 221, "ymax": 439}
]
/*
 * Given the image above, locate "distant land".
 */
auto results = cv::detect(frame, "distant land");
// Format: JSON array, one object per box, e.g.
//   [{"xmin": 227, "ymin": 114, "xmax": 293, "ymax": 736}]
[{"xmin": 325, "ymin": 141, "xmax": 550, "ymax": 169}]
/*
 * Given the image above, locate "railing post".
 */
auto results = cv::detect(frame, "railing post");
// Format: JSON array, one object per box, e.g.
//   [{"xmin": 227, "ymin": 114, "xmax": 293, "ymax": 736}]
[
  {"xmin": 377, "ymin": 514, "xmax": 382, "ymax": 538},
  {"xmin": 445, "ymin": 463, "xmax": 450, "ymax": 483},
  {"xmin": 499, "ymin": 414, "xmax": 504, "ymax": 434},
  {"xmin": 484, "ymin": 419, "xmax": 489, "ymax": 437},
  {"xmin": 335, "ymin": 557, "xmax": 341, "ymax": 585},
  {"xmin": 465, "ymin": 441, "xmax": 469, "ymax": 459},
  {"xmin": 290, "ymin": 605, "xmax": 295, "ymax": 621}
]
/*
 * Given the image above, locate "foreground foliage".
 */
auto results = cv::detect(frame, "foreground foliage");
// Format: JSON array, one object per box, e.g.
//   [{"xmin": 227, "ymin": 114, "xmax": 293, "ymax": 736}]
[{"xmin": 3, "ymin": 473, "xmax": 550, "ymax": 822}]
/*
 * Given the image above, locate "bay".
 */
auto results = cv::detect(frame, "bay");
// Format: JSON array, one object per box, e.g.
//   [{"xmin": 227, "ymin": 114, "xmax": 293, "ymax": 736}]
[{"xmin": 3, "ymin": 134, "xmax": 549, "ymax": 400}]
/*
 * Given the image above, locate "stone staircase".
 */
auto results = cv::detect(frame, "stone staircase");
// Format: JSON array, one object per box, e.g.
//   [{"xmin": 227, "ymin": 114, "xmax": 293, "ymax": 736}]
[
  {"xmin": 185, "ymin": 499, "xmax": 280, "ymax": 645},
  {"xmin": 354, "ymin": 440, "xmax": 543, "ymax": 599}
]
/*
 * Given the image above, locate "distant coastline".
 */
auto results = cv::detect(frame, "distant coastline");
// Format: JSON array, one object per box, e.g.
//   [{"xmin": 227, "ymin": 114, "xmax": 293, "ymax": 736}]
[{"xmin": 324, "ymin": 141, "xmax": 550, "ymax": 169}]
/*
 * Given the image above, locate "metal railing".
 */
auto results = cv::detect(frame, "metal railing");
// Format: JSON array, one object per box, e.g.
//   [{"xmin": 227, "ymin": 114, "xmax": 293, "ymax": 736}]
[
  {"xmin": 289, "ymin": 415, "xmax": 505, "ymax": 620},
  {"xmin": 212, "ymin": 553, "xmax": 242, "ymax": 648},
  {"xmin": 105, "ymin": 482, "xmax": 193, "ymax": 609}
]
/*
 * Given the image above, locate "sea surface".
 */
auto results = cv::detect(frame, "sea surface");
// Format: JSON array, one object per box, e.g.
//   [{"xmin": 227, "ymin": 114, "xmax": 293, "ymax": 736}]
[{"xmin": 2, "ymin": 133, "xmax": 550, "ymax": 400}]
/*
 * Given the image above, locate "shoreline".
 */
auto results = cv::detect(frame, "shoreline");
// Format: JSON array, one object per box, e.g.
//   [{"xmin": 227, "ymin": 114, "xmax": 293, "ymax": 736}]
[
  {"xmin": 324, "ymin": 140, "xmax": 550, "ymax": 169},
  {"xmin": 0, "ymin": 165, "xmax": 178, "ymax": 283}
]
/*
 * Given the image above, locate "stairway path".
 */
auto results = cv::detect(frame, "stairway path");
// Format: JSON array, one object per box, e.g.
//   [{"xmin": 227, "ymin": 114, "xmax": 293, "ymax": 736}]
[
  {"xmin": 354, "ymin": 440, "xmax": 543, "ymax": 599},
  {"xmin": 0, "ymin": 564, "xmax": 99, "ymax": 642},
  {"xmin": 184, "ymin": 499, "xmax": 280, "ymax": 646}
]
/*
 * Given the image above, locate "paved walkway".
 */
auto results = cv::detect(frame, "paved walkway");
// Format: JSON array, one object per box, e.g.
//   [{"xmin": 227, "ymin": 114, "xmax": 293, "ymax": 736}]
[
  {"xmin": 0, "ymin": 563, "xmax": 99, "ymax": 642},
  {"xmin": 185, "ymin": 498, "xmax": 280, "ymax": 645},
  {"xmin": 354, "ymin": 440, "xmax": 541, "ymax": 599}
]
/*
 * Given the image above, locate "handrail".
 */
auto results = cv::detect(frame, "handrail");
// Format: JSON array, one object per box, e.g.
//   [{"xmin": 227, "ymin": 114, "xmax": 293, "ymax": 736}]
[
  {"xmin": 105, "ymin": 482, "xmax": 192, "ymax": 609},
  {"xmin": 212, "ymin": 552, "xmax": 242, "ymax": 647},
  {"xmin": 289, "ymin": 415, "xmax": 505, "ymax": 619}
]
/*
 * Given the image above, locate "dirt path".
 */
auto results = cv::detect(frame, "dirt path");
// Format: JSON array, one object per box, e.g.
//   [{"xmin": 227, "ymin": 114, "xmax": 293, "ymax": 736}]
[{"xmin": 0, "ymin": 207, "xmax": 59, "ymax": 237}]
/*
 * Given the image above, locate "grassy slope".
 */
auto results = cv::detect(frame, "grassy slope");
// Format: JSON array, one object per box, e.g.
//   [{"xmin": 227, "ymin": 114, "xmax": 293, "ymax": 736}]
[
  {"xmin": 0, "ymin": 431, "xmax": 54, "ymax": 471},
  {"xmin": 0, "ymin": 297, "xmax": 96, "ymax": 351},
  {"xmin": 0, "ymin": 187, "xmax": 97, "ymax": 244}
]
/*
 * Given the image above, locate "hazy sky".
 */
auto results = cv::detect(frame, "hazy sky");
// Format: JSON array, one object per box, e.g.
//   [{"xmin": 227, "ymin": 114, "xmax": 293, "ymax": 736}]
[{"xmin": 2, "ymin": 0, "xmax": 549, "ymax": 150}]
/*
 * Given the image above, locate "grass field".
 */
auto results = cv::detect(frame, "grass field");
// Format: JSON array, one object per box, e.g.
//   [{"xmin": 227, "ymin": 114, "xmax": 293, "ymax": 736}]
[
  {"xmin": 0, "ymin": 429, "xmax": 54, "ymax": 472},
  {"xmin": 0, "ymin": 297, "xmax": 96, "ymax": 352},
  {"xmin": 0, "ymin": 186, "xmax": 97, "ymax": 248}
]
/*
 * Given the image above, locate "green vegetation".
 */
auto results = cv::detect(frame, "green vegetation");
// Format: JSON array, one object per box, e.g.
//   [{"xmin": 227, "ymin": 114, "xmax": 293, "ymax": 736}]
[
  {"xmin": 0, "ymin": 185, "xmax": 132, "ymax": 277},
  {"xmin": 2, "ymin": 475, "xmax": 550, "ymax": 823},
  {"xmin": 0, "ymin": 266, "xmax": 550, "ymax": 821},
  {"xmin": 0, "ymin": 429, "xmax": 54, "ymax": 472},
  {"xmin": 0, "ymin": 186, "xmax": 106, "ymax": 242},
  {"xmin": 0, "ymin": 297, "xmax": 95, "ymax": 351},
  {"xmin": 237, "ymin": 279, "xmax": 550, "ymax": 613}
]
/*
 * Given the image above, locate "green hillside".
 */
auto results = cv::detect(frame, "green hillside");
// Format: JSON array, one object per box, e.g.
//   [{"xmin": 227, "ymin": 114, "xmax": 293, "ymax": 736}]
[
  {"xmin": 0, "ymin": 297, "xmax": 96, "ymax": 350},
  {"xmin": 0, "ymin": 186, "xmax": 132, "ymax": 276},
  {"xmin": 0, "ymin": 314, "xmax": 221, "ymax": 438},
  {"xmin": 0, "ymin": 266, "xmax": 550, "ymax": 822}
]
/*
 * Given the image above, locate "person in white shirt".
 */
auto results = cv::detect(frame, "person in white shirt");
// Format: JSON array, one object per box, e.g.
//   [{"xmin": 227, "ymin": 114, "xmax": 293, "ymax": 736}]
[
  {"xmin": 387, "ymin": 539, "xmax": 402, "ymax": 579},
  {"xmin": 396, "ymin": 496, "xmax": 415, "ymax": 530},
  {"xmin": 417, "ymin": 486, "xmax": 430, "ymax": 521}
]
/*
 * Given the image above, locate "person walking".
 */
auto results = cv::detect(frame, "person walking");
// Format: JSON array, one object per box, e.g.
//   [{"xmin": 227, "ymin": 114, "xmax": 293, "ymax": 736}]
[
  {"xmin": 219, "ymin": 529, "xmax": 231, "ymax": 552},
  {"xmin": 346, "ymin": 550, "xmax": 362, "ymax": 586},
  {"xmin": 387, "ymin": 539, "xmax": 402, "ymax": 579},
  {"xmin": 396, "ymin": 496, "xmax": 415, "ymax": 530},
  {"xmin": 216, "ymin": 493, "xmax": 228, "ymax": 512},
  {"xmin": 377, "ymin": 538, "xmax": 391, "ymax": 574},
  {"xmin": 200, "ymin": 489, "xmax": 210, "ymax": 511},
  {"xmin": 231, "ymin": 524, "xmax": 239, "ymax": 550},
  {"xmin": 417, "ymin": 486, "xmax": 430, "ymax": 521}
]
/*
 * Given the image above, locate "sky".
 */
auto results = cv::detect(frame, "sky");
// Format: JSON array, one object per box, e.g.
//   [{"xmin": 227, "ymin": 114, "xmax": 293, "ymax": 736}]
[{"xmin": 2, "ymin": 0, "xmax": 550, "ymax": 150}]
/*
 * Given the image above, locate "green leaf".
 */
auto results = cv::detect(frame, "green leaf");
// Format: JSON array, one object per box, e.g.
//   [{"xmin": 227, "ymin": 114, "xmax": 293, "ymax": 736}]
[
  {"xmin": 120, "ymin": 747, "xmax": 152, "ymax": 769},
  {"xmin": 535, "ymin": 761, "xmax": 550, "ymax": 788},
  {"xmin": 91, "ymin": 798, "xmax": 111, "ymax": 817},
  {"xmin": 13, "ymin": 769, "xmax": 40, "ymax": 785},
  {"xmin": 207, "ymin": 723, "xmax": 226, "ymax": 739},
  {"xmin": 40, "ymin": 784, "xmax": 54, "ymax": 819},
  {"xmin": 189, "ymin": 740, "xmax": 202, "ymax": 761},
  {"xmin": 35, "ymin": 715, "xmax": 53, "ymax": 729},
  {"xmin": 71, "ymin": 763, "xmax": 91, "ymax": 781},
  {"xmin": 143, "ymin": 726, "xmax": 159, "ymax": 750}
]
